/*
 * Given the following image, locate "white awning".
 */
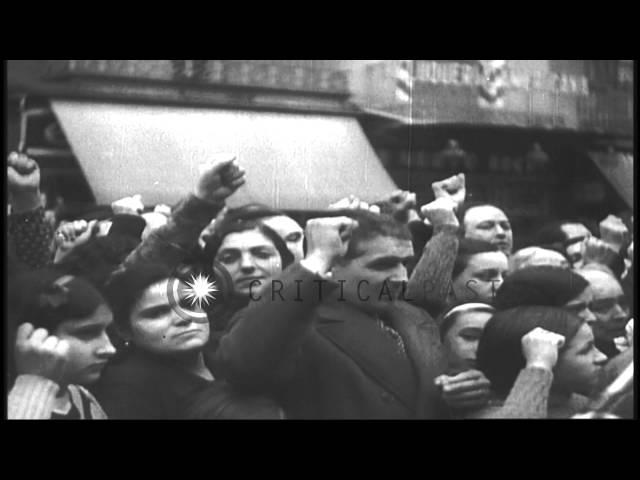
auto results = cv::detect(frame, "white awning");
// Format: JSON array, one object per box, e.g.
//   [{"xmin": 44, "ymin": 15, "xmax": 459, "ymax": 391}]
[
  {"xmin": 588, "ymin": 151, "xmax": 634, "ymax": 209},
  {"xmin": 51, "ymin": 100, "xmax": 397, "ymax": 210}
]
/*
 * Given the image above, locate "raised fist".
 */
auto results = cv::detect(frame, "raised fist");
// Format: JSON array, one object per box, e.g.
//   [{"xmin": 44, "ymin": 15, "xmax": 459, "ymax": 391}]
[
  {"xmin": 378, "ymin": 190, "xmax": 418, "ymax": 223},
  {"xmin": 329, "ymin": 195, "xmax": 381, "ymax": 215},
  {"xmin": 54, "ymin": 219, "xmax": 98, "ymax": 264},
  {"xmin": 420, "ymin": 196, "xmax": 459, "ymax": 229},
  {"xmin": 599, "ymin": 215, "xmax": 629, "ymax": 254},
  {"xmin": 111, "ymin": 195, "xmax": 144, "ymax": 216},
  {"xmin": 432, "ymin": 173, "xmax": 466, "ymax": 211},
  {"xmin": 582, "ymin": 237, "xmax": 619, "ymax": 269},
  {"xmin": 153, "ymin": 204, "xmax": 172, "ymax": 218},
  {"xmin": 303, "ymin": 216, "xmax": 359, "ymax": 274},
  {"xmin": 521, "ymin": 327, "xmax": 565, "ymax": 372},
  {"xmin": 8, "ymin": 152, "xmax": 40, "ymax": 194},
  {"xmin": 195, "ymin": 157, "xmax": 246, "ymax": 203},
  {"xmin": 14, "ymin": 323, "xmax": 70, "ymax": 384}
]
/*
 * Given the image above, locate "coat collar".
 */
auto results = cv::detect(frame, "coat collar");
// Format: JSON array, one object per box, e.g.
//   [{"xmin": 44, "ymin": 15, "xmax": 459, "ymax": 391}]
[{"xmin": 314, "ymin": 300, "xmax": 446, "ymax": 416}]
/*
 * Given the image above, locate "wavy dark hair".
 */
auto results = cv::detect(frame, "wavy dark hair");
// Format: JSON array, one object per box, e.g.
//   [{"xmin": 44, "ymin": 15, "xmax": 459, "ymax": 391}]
[
  {"xmin": 477, "ymin": 306, "xmax": 584, "ymax": 396},
  {"xmin": 493, "ymin": 265, "xmax": 589, "ymax": 311},
  {"xmin": 451, "ymin": 238, "xmax": 501, "ymax": 280},
  {"xmin": 202, "ymin": 218, "xmax": 294, "ymax": 271}
]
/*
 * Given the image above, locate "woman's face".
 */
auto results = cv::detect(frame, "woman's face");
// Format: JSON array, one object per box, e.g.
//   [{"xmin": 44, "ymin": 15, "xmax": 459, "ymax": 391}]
[
  {"xmin": 55, "ymin": 303, "xmax": 116, "ymax": 386},
  {"xmin": 443, "ymin": 310, "xmax": 493, "ymax": 372},
  {"xmin": 554, "ymin": 323, "xmax": 608, "ymax": 396},
  {"xmin": 451, "ymin": 252, "xmax": 509, "ymax": 304},
  {"xmin": 128, "ymin": 279, "xmax": 209, "ymax": 355},
  {"xmin": 215, "ymin": 228, "xmax": 283, "ymax": 297},
  {"xmin": 564, "ymin": 287, "xmax": 597, "ymax": 326}
]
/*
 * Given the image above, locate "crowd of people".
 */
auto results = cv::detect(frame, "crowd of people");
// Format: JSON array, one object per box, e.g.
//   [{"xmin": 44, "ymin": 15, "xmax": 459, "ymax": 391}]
[{"xmin": 6, "ymin": 149, "xmax": 634, "ymax": 419}]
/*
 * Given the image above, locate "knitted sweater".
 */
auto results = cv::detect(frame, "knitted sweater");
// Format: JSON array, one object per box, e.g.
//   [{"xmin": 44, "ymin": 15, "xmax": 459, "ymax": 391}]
[
  {"xmin": 8, "ymin": 375, "xmax": 107, "ymax": 420},
  {"xmin": 8, "ymin": 206, "xmax": 55, "ymax": 271},
  {"xmin": 405, "ymin": 224, "xmax": 460, "ymax": 319},
  {"xmin": 465, "ymin": 367, "xmax": 590, "ymax": 419}
]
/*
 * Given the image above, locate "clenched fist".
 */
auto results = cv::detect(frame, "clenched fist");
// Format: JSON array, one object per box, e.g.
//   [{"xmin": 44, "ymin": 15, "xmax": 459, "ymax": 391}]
[
  {"xmin": 54, "ymin": 219, "xmax": 98, "ymax": 264},
  {"xmin": 432, "ymin": 173, "xmax": 466, "ymax": 211},
  {"xmin": 329, "ymin": 195, "xmax": 381, "ymax": 215},
  {"xmin": 522, "ymin": 327, "xmax": 565, "ymax": 372},
  {"xmin": 582, "ymin": 237, "xmax": 619, "ymax": 269},
  {"xmin": 111, "ymin": 195, "xmax": 144, "ymax": 216},
  {"xmin": 14, "ymin": 323, "xmax": 70, "ymax": 384},
  {"xmin": 8, "ymin": 152, "xmax": 42, "ymax": 213},
  {"xmin": 378, "ymin": 190, "xmax": 418, "ymax": 223},
  {"xmin": 420, "ymin": 196, "xmax": 459, "ymax": 229},
  {"xmin": 303, "ymin": 216, "xmax": 359, "ymax": 274},
  {"xmin": 599, "ymin": 215, "xmax": 630, "ymax": 254},
  {"xmin": 195, "ymin": 157, "xmax": 246, "ymax": 203}
]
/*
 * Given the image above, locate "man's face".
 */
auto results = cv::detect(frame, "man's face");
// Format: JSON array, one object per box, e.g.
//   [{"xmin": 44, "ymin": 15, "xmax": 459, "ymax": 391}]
[
  {"xmin": 262, "ymin": 215, "xmax": 305, "ymax": 262},
  {"xmin": 451, "ymin": 251, "xmax": 509, "ymax": 304},
  {"xmin": 554, "ymin": 324, "xmax": 608, "ymax": 397},
  {"xmin": 443, "ymin": 310, "xmax": 493, "ymax": 372},
  {"xmin": 561, "ymin": 223, "xmax": 592, "ymax": 268},
  {"xmin": 580, "ymin": 271, "xmax": 629, "ymax": 343},
  {"xmin": 463, "ymin": 206, "xmax": 513, "ymax": 255},
  {"xmin": 128, "ymin": 279, "xmax": 210, "ymax": 355},
  {"xmin": 54, "ymin": 304, "xmax": 116, "ymax": 386},
  {"xmin": 215, "ymin": 229, "xmax": 282, "ymax": 297},
  {"xmin": 332, "ymin": 235, "xmax": 414, "ymax": 312}
]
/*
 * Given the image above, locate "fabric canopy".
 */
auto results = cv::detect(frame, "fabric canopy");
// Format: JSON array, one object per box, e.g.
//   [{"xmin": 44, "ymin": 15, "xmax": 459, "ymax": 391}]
[
  {"xmin": 588, "ymin": 151, "xmax": 634, "ymax": 209},
  {"xmin": 51, "ymin": 100, "xmax": 397, "ymax": 210}
]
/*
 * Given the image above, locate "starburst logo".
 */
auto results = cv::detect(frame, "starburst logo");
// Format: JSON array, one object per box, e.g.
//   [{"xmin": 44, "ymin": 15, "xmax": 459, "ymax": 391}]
[
  {"xmin": 166, "ymin": 271, "xmax": 219, "ymax": 321},
  {"xmin": 182, "ymin": 273, "xmax": 218, "ymax": 310}
]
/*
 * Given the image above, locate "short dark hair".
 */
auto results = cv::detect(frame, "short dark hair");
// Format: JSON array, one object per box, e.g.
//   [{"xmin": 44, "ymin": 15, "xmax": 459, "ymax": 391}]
[
  {"xmin": 57, "ymin": 234, "xmax": 140, "ymax": 290},
  {"xmin": 477, "ymin": 306, "xmax": 584, "ymax": 396},
  {"xmin": 536, "ymin": 220, "xmax": 593, "ymax": 252},
  {"xmin": 335, "ymin": 209, "xmax": 412, "ymax": 260},
  {"xmin": 203, "ymin": 219, "xmax": 294, "ymax": 269},
  {"xmin": 493, "ymin": 265, "xmax": 589, "ymax": 311},
  {"xmin": 8, "ymin": 269, "xmax": 108, "ymax": 333},
  {"xmin": 452, "ymin": 238, "xmax": 500, "ymax": 280},
  {"xmin": 104, "ymin": 263, "xmax": 173, "ymax": 332}
]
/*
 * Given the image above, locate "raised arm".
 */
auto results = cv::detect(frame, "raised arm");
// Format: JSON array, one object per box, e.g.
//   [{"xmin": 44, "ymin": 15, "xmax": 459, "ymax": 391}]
[
  {"xmin": 120, "ymin": 157, "xmax": 245, "ymax": 272},
  {"xmin": 214, "ymin": 217, "xmax": 356, "ymax": 391},
  {"xmin": 406, "ymin": 174, "xmax": 465, "ymax": 318},
  {"xmin": 472, "ymin": 328, "xmax": 565, "ymax": 419},
  {"xmin": 7, "ymin": 152, "xmax": 55, "ymax": 270}
]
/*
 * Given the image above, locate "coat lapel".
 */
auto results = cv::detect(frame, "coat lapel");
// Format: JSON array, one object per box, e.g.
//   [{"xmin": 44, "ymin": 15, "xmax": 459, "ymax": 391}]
[
  {"xmin": 384, "ymin": 301, "xmax": 448, "ymax": 418},
  {"xmin": 315, "ymin": 302, "xmax": 417, "ymax": 410}
]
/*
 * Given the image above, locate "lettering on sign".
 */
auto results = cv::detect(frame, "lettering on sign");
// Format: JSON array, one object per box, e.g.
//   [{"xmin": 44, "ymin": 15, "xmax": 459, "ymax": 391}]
[{"xmin": 413, "ymin": 61, "xmax": 590, "ymax": 96}]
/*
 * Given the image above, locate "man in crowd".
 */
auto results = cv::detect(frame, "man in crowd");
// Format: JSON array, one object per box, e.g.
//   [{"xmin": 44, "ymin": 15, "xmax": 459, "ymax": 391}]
[
  {"xmin": 214, "ymin": 207, "xmax": 455, "ymax": 418},
  {"xmin": 458, "ymin": 203, "xmax": 513, "ymax": 256},
  {"xmin": 577, "ymin": 266, "xmax": 631, "ymax": 359}
]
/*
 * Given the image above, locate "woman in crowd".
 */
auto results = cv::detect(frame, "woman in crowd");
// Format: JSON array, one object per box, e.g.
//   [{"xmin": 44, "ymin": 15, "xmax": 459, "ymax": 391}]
[
  {"xmin": 92, "ymin": 262, "xmax": 284, "ymax": 419},
  {"xmin": 202, "ymin": 218, "xmax": 294, "ymax": 320},
  {"xmin": 7, "ymin": 269, "xmax": 116, "ymax": 419},
  {"xmin": 435, "ymin": 303, "xmax": 495, "ymax": 415},
  {"xmin": 493, "ymin": 265, "xmax": 597, "ymax": 326},
  {"xmin": 448, "ymin": 239, "xmax": 509, "ymax": 306},
  {"xmin": 468, "ymin": 306, "xmax": 608, "ymax": 418},
  {"xmin": 439, "ymin": 303, "xmax": 495, "ymax": 374}
]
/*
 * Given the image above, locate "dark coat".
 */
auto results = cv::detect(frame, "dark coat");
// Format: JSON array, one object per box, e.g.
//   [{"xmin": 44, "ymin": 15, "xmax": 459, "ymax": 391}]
[
  {"xmin": 92, "ymin": 347, "xmax": 284, "ymax": 419},
  {"xmin": 214, "ymin": 263, "xmax": 449, "ymax": 419}
]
